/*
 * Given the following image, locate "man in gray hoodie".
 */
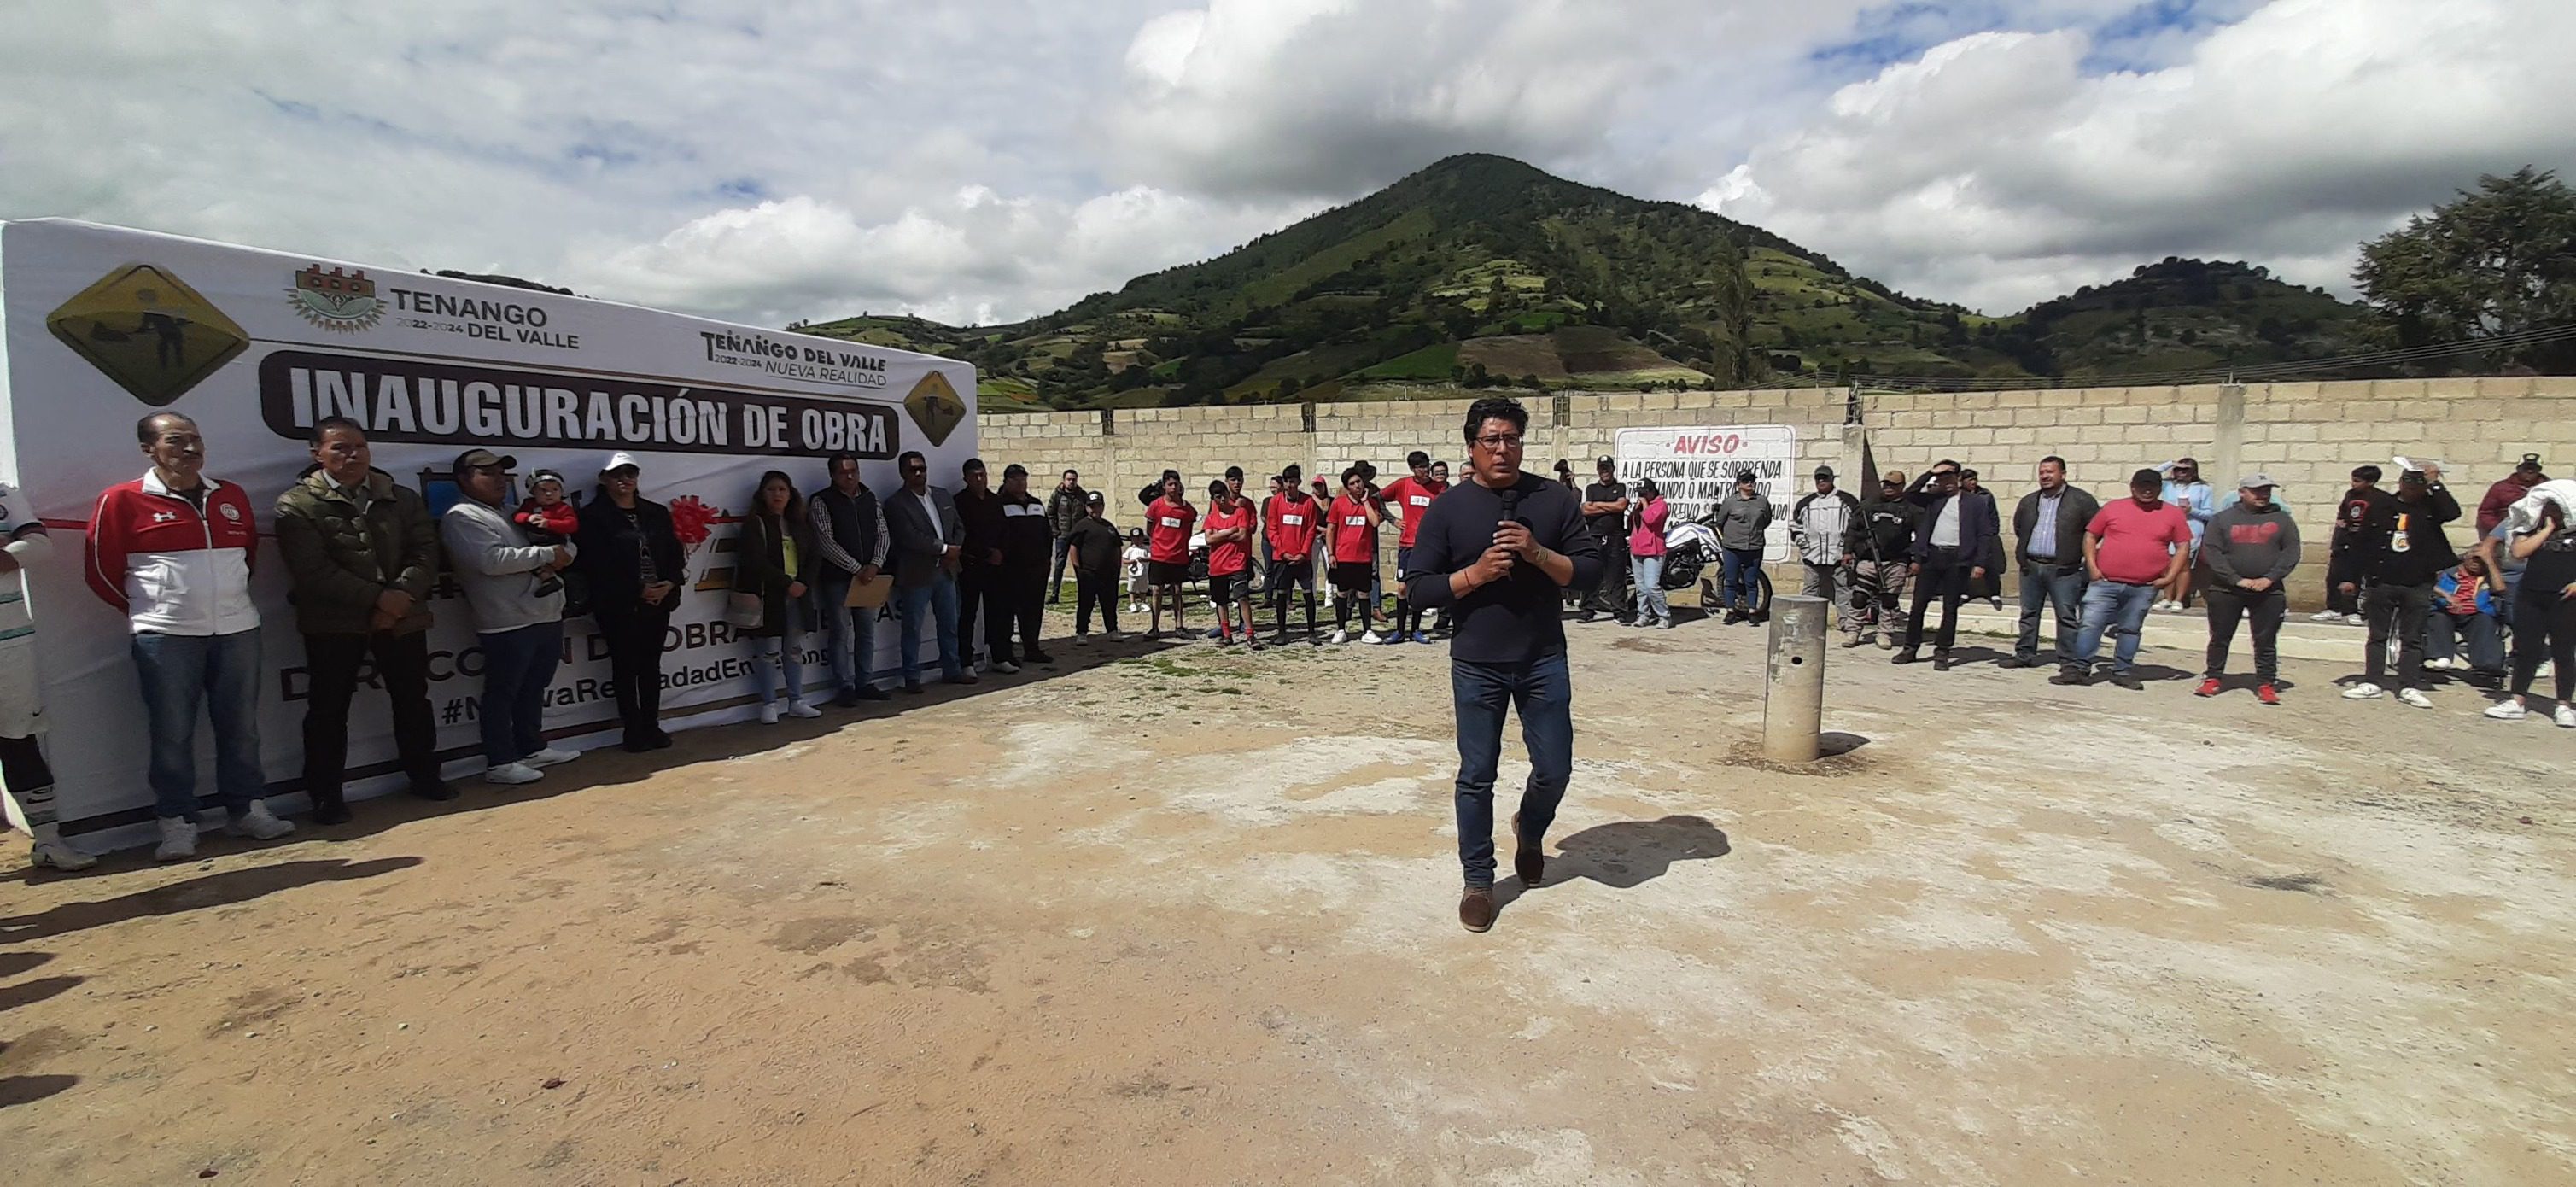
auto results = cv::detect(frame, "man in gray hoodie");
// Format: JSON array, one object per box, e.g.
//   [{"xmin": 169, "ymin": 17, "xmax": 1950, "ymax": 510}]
[
  {"xmin": 2196, "ymin": 473, "xmax": 2301, "ymax": 704},
  {"xmin": 1712, "ymin": 470, "xmax": 1774, "ymax": 623},
  {"xmin": 440, "ymin": 449, "xmax": 582, "ymax": 786}
]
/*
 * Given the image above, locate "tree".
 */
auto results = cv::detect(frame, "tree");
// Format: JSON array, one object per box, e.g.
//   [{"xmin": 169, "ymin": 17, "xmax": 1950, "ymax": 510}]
[{"xmin": 2354, "ymin": 167, "xmax": 2576, "ymax": 372}]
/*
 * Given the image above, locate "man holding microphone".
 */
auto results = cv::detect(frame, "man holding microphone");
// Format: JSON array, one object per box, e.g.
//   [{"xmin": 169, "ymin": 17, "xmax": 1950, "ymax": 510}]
[{"xmin": 1404, "ymin": 396, "xmax": 1603, "ymax": 933}]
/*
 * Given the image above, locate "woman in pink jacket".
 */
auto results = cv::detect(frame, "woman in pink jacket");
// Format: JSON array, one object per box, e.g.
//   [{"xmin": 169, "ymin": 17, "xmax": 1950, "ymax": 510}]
[{"xmin": 1627, "ymin": 478, "xmax": 1674, "ymax": 629}]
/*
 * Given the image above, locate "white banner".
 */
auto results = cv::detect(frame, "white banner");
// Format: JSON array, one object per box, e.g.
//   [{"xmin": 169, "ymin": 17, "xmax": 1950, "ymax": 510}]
[
  {"xmin": 1612, "ymin": 424, "xmax": 1799, "ymax": 563},
  {"xmin": 0, "ymin": 219, "xmax": 976, "ymax": 845}
]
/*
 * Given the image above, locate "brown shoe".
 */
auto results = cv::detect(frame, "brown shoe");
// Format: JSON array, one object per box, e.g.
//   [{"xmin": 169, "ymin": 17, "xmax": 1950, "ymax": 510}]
[
  {"xmin": 1510, "ymin": 811, "xmax": 1545, "ymax": 886},
  {"xmin": 1458, "ymin": 886, "xmax": 1495, "ymax": 933}
]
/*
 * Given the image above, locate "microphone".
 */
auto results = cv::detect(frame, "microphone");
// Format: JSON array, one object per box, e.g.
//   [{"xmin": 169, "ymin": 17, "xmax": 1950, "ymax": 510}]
[{"xmin": 1498, "ymin": 488, "xmax": 1522, "ymax": 525}]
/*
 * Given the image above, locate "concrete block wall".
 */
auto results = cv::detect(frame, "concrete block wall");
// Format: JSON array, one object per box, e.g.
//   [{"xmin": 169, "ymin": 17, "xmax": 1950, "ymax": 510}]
[{"xmin": 980, "ymin": 377, "xmax": 2576, "ymax": 608}]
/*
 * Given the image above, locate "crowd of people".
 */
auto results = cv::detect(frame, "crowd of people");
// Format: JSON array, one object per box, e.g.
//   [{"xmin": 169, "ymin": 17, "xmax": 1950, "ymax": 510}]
[{"xmin": 3, "ymin": 405, "xmax": 2567, "ymax": 877}]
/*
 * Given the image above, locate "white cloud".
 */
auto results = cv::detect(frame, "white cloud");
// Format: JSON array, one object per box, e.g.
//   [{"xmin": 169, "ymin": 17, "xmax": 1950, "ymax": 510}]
[
  {"xmin": 2, "ymin": 0, "xmax": 2570, "ymax": 328},
  {"xmin": 1700, "ymin": 0, "xmax": 2576, "ymax": 313}
]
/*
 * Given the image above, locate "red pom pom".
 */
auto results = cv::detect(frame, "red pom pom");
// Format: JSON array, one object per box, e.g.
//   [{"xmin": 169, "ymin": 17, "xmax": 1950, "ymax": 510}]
[{"xmin": 668, "ymin": 495, "xmax": 716, "ymax": 547}]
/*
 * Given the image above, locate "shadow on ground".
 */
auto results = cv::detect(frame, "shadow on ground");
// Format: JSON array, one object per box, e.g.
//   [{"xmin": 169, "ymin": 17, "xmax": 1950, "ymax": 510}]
[{"xmin": 0, "ymin": 857, "xmax": 423, "ymax": 944}]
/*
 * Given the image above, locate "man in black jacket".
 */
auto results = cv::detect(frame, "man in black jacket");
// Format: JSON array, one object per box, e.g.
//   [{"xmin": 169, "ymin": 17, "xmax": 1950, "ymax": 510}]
[
  {"xmin": 2004, "ymin": 455, "xmax": 2100, "ymax": 670},
  {"xmin": 1898, "ymin": 461, "xmax": 2000, "ymax": 670},
  {"xmin": 2342, "ymin": 463, "xmax": 2459, "ymax": 707},
  {"xmin": 955, "ymin": 458, "xmax": 1003, "ymax": 674},
  {"xmin": 992, "ymin": 464, "xmax": 1054, "ymax": 671},
  {"xmin": 1064, "ymin": 493, "xmax": 1124, "ymax": 639},
  {"xmin": 1846, "ymin": 471, "xmax": 1918, "ymax": 648}
]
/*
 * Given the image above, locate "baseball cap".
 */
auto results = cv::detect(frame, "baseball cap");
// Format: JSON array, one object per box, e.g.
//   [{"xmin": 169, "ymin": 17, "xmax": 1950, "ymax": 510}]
[
  {"xmin": 1596, "ymin": 455, "xmax": 1615, "ymax": 468},
  {"xmin": 2129, "ymin": 468, "xmax": 2163, "ymax": 487},
  {"xmin": 2519, "ymin": 453, "xmax": 2544, "ymax": 472},
  {"xmin": 1736, "ymin": 470, "xmax": 1758, "ymax": 484},
  {"xmin": 599, "ymin": 450, "xmax": 641, "ymax": 475},
  {"xmin": 2238, "ymin": 472, "xmax": 2279, "ymax": 490},
  {"xmin": 1814, "ymin": 465, "xmax": 1836, "ymax": 479},
  {"xmin": 453, "ymin": 447, "xmax": 516, "ymax": 473}
]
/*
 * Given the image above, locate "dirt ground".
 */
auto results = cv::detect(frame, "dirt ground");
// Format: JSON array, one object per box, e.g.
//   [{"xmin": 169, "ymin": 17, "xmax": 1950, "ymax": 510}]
[{"xmin": 4, "ymin": 606, "xmax": 2573, "ymax": 1185}]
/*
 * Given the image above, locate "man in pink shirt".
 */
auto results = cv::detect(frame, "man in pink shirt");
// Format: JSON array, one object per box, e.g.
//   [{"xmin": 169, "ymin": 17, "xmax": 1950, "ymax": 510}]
[{"xmin": 2053, "ymin": 468, "xmax": 2192, "ymax": 689}]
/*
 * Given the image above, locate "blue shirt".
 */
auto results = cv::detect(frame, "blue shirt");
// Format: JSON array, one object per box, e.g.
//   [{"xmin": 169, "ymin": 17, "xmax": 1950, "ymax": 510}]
[{"xmin": 2028, "ymin": 491, "xmax": 2063, "ymax": 559}]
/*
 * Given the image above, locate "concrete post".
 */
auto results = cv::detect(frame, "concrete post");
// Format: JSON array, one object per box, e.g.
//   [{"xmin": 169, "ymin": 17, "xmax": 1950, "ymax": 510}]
[{"xmin": 1762, "ymin": 594, "xmax": 1827, "ymax": 763}]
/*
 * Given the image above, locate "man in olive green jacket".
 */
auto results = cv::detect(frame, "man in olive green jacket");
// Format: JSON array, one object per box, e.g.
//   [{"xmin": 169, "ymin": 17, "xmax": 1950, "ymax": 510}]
[{"xmin": 274, "ymin": 417, "xmax": 452, "ymax": 822}]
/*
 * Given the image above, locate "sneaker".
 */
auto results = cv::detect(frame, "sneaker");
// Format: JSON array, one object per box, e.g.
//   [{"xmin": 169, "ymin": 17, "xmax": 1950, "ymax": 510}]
[
  {"xmin": 1931, "ymin": 651, "xmax": 1954, "ymax": 672},
  {"xmin": 2484, "ymin": 700, "xmax": 2530, "ymax": 721},
  {"xmin": 2109, "ymin": 670, "xmax": 2143, "ymax": 690},
  {"xmin": 1891, "ymin": 650, "xmax": 1921, "ymax": 665},
  {"xmin": 2421, "ymin": 658, "xmax": 2456, "ymax": 671},
  {"xmin": 2556, "ymin": 704, "xmax": 2576, "ymax": 728},
  {"xmin": 231, "ymin": 800, "xmax": 295, "ymax": 841},
  {"xmin": 2049, "ymin": 668, "xmax": 2088, "ymax": 686},
  {"xmin": 525, "ymin": 746, "xmax": 581, "ymax": 768},
  {"xmin": 995, "ymin": 660, "xmax": 1022, "ymax": 675},
  {"xmin": 485, "ymin": 762, "xmax": 544, "ymax": 786},
  {"xmin": 2195, "ymin": 677, "xmax": 2223, "ymax": 698},
  {"xmin": 1660, "ymin": 619, "xmax": 1678, "ymax": 629},
  {"xmin": 1842, "ymin": 634, "xmax": 1867, "ymax": 649},
  {"xmin": 2309, "ymin": 609, "xmax": 2340, "ymax": 622},
  {"xmin": 2344, "ymin": 613, "xmax": 2366, "ymax": 626},
  {"xmin": 758, "ymin": 703, "xmax": 781, "ymax": 724},
  {"xmin": 2341, "ymin": 683, "xmax": 2384, "ymax": 700},
  {"xmin": 32, "ymin": 838, "xmax": 96, "ymax": 871},
  {"xmin": 1877, "ymin": 634, "xmax": 1897, "ymax": 650},
  {"xmin": 1204, "ymin": 627, "xmax": 1224, "ymax": 640},
  {"xmin": 155, "ymin": 816, "xmax": 197, "ymax": 862},
  {"xmin": 1359, "ymin": 630, "xmax": 1385, "ymax": 645},
  {"xmin": 2255, "ymin": 683, "xmax": 2281, "ymax": 706},
  {"xmin": 784, "ymin": 700, "xmax": 822, "ymax": 720},
  {"xmin": 2397, "ymin": 687, "xmax": 2434, "ymax": 710},
  {"xmin": 1413, "ymin": 631, "xmax": 1433, "ymax": 645}
]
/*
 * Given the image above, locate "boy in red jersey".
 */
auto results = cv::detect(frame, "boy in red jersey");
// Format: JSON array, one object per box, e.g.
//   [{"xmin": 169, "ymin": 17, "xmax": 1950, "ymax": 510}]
[
  {"xmin": 1143, "ymin": 472, "xmax": 1197, "ymax": 640},
  {"xmin": 1264, "ymin": 471, "xmax": 1323, "ymax": 644},
  {"xmin": 1328, "ymin": 467, "xmax": 1385, "ymax": 644},
  {"xmin": 1203, "ymin": 480, "xmax": 1258, "ymax": 644},
  {"xmin": 1377, "ymin": 450, "xmax": 1450, "ymax": 644}
]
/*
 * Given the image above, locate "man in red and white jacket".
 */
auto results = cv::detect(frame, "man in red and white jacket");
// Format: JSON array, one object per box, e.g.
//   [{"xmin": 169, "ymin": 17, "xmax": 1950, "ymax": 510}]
[{"xmin": 85, "ymin": 412, "xmax": 295, "ymax": 860}]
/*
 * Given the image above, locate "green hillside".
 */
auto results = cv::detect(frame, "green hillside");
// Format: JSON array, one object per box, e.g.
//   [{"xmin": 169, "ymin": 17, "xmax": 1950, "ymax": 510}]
[{"xmin": 780, "ymin": 155, "xmax": 2376, "ymax": 406}]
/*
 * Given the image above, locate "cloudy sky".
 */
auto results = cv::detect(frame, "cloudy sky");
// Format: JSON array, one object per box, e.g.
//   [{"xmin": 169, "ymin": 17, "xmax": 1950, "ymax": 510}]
[{"xmin": 5, "ymin": 0, "xmax": 2569, "ymax": 327}]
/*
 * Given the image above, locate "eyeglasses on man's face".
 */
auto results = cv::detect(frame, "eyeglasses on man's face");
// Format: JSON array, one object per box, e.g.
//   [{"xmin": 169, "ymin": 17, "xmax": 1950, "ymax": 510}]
[{"xmin": 1474, "ymin": 434, "xmax": 1524, "ymax": 450}]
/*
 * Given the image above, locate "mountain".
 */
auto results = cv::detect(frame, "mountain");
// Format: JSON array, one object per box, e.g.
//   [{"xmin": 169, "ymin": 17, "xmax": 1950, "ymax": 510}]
[{"xmin": 791, "ymin": 155, "xmax": 2374, "ymax": 409}]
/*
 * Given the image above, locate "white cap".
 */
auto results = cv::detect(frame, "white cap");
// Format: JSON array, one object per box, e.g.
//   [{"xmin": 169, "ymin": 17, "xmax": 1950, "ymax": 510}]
[{"xmin": 600, "ymin": 451, "xmax": 641, "ymax": 475}]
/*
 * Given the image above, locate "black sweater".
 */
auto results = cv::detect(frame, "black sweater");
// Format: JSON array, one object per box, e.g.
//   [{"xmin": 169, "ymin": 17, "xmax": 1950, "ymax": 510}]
[
  {"xmin": 1402, "ymin": 473, "xmax": 1603, "ymax": 664},
  {"xmin": 2357, "ymin": 485, "xmax": 2461, "ymax": 587}
]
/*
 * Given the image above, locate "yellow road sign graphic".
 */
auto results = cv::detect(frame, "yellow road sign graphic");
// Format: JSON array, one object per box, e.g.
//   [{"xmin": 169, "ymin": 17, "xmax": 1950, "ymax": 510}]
[
  {"xmin": 904, "ymin": 370, "xmax": 967, "ymax": 447},
  {"xmin": 45, "ymin": 263, "xmax": 249, "ymax": 406}
]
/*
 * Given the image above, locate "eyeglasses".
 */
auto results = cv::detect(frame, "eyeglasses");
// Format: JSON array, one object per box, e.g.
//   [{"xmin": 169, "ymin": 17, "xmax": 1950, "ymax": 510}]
[{"xmin": 1474, "ymin": 435, "xmax": 1524, "ymax": 449}]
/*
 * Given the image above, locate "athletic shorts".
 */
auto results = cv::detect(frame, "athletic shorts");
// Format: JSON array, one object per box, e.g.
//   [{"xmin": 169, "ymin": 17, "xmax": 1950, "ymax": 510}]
[
  {"xmin": 1329, "ymin": 562, "xmax": 1374, "ymax": 594},
  {"xmin": 0, "ymin": 637, "xmax": 39, "ymax": 737},
  {"xmin": 1266, "ymin": 557, "xmax": 1314, "ymax": 593},
  {"xmin": 1148, "ymin": 559, "xmax": 1189, "ymax": 586},
  {"xmin": 1208, "ymin": 569, "xmax": 1252, "ymax": 602}
]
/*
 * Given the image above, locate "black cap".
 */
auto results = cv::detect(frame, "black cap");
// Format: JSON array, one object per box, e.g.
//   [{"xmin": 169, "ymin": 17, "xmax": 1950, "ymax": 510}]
[
  {"xmin": 1735, "ymin": 470, "xmax": 1758, "ymax": 484},
  {"xmin": 2130, "ymin": 468, "xmax": 2163, "ymax": 487},
  {"xmin": 1814, "ymin": 465, "xmax": 1835, "ymax": 480},
  {"xmin": 453, "ymin": 447, "xmax": 515, "ymax": 473},
  {"xmin": 1084, "ymin": 491, "xmax": 1104, "ymax": 506},
  {"xmin": 1596, "ymin": 455, "xmax": 1615, "ymax": 469},
  {"xmin": 2520, "ymin": 453, "xmax": 2544, "ymax": 472}
]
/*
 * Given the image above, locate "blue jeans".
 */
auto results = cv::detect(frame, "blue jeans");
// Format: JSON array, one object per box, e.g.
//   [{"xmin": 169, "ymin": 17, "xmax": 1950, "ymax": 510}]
[
  {"xmin": 815, "ymin": 571, "xmax": 881, "ymax": 694},
  {"xmin": 131, "ymin": 628, "xmax": 267, "ymax": 821},
  {"xmin": 2425, "ymin": 609, "xmax": 2504, "ymax": 672},
  {"xmin": 1717, "ymin": 547, "xmax": 1763, "ymax": 613},
  {"xmin": 1451, "ymin": 652, "xmax": 1574, "ymax": 888},
  {"xmin": 477, "ymin": 622, "xmax": 562, "ymax": 766},
  {"xmin": 2016, "ymin": 564, "xmax": 2087, "ymax": 664},
  {"xmin": 750, "ymin": 611, "xmax": 809, "ymax": 704},
  {"xmin": 894, "ymin": 571, "xmax": 961, "ymax": 682},
  {"xmin": 2069, "ymin": 580, "xmax": 2158, "ymax": 673},
  {"xmin": 1631, "ymin": 554, "xmax": 1669, "ymax": 623}
]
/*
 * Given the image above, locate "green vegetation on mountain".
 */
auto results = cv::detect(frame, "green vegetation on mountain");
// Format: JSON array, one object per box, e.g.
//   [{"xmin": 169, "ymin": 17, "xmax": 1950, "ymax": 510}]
[{"xmin": 787, "ymin": 154, "xmax": 2395, "ymax": 407}]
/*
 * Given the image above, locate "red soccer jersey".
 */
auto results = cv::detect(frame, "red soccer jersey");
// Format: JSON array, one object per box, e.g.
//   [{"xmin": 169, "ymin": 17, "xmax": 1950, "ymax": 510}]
[
  {"xmin": 1265, "ymin": 492, "xmax": 1318, "ymax": 560},
  {"xmin": 1380, "ymin": 476, "xmax": 1447, "ymax": 548},
  {"xmin": 1147, "ymin": 496, "xmax": 1197, "ymax": 564},
  {"xmin": 1329, "ymin": 493, "xmax": 1377, "ymax": 564},
  {"xmin": 1204, "ymin": 501, "xmax": 1253, "ymax": 576}
]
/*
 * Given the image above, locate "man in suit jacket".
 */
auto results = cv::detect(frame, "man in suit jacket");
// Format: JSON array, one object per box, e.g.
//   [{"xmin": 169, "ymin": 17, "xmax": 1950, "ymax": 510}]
[
  {"xmin": 1897, "ymin": 460, "xmax": 2002, "ymax": 670},
  {"xmin": 884, "ymin": 449, "xmax": 976, "ymax": 692}
]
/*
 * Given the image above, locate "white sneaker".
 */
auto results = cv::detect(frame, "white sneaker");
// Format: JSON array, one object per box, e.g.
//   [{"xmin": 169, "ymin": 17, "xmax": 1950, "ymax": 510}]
[
  {"xmin": 2421, "ymin": 658, "xmax": 2455, "ymax": 671},
  {"xmin": 995, "ymin": 660, "xmax": 1021, "ymax": 675},
  {"xmin": 2342, "ymin": 683, "xmax": 2384, "ymax": 700},
  {"xmin": 1329, "ymin": 629, "xmax": 1349, "ymax": 644},
  {"xmin": 758, "ymin": 703, "xmax": 781, "ymax": 724},
  {"xmin": 785, "ymin": 699, "xmax": 822, "ymax": 719},
  {"xmin": 155, "ymin": 816, "xmax": 198, "ymax": 862},
  {"xmin": 2397, "ymin": 687, "xmax": 2434, "ymax": 710},
  {"xmin": 231, "ymin": 800, "xmax": 295, "ymax": 841},
  {"xmin": 2344, "ymin": 614, "xmax": 2366, "ymax": 626},
  {"xmin": 524, "ymin": 746, "xmax": 580, "ymax": 768},
  {"xmin": 485, "ymin": 762, "xmax": 544, "ymax": 786},
  {"xmin": 32, "ymin": 838, "xmax": 97, "ymax": 871},
  {"xmin": 1359, "ymin": 630, "xmax": 1384, "ymax": 644},
  {"xmin": 2556, "ymin": 704, "xmax": 2576, "ymax": 728},
  {"xmin": 2484, "ymin": 700, "xmax": 2530, "ymax": 721},
  {"xmin": 2310, "ymin": 609, "xmax": 2340, "ymax": 622}
]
